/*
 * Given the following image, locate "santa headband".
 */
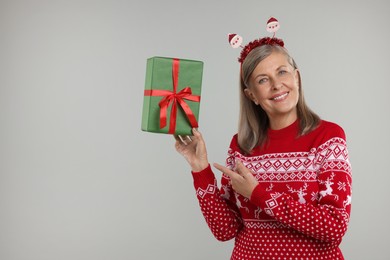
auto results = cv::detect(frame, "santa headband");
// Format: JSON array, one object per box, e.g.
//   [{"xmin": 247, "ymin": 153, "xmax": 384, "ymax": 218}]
[{"xmin": 228, "ymin": 17, "xmax": 284, "ymax": 63}]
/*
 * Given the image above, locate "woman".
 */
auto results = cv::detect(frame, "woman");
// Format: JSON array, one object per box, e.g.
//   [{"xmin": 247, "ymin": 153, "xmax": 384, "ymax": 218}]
[{"xmin": 175, "ymin": 38, "xmax": 352, "ymax": 259}]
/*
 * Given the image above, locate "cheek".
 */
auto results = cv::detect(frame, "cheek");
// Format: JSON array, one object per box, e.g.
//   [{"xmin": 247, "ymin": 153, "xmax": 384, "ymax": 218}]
[
  {"xmin": 253, "ymin": 88, "xmax": 268, "ymax": 100},
  {"xmin": 292, "ymin": 86, "xmax": 300, "ymax": 104},
  {"xmin": 295, "ymin": 78, "xmax": 300, "ymax": 88},
  {"xmin": 287, "ymin": 77, "xmax": 299, "ymax": 90}
]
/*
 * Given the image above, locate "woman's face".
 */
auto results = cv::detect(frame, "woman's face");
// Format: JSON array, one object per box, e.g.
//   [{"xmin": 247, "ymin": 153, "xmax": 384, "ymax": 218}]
[{"xmin": 245, "ymin": 51, "xmax": 300, "ymax": 126}]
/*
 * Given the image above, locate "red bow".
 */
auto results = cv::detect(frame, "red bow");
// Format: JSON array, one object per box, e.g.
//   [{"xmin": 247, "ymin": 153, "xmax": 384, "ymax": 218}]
[{"xmin": 144, "ymin": 58, "xmax": 200, "ymax": 134}]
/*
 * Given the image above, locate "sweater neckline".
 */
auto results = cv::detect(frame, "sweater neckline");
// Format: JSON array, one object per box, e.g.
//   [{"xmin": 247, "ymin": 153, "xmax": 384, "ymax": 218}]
[{"xmin": 267, "ymin": 120, "xmax": 299, "ymax": 140}]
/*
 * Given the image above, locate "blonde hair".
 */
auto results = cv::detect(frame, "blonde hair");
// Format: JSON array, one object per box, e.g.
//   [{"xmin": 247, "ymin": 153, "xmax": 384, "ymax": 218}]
[{"xmin": 238, "ymin": 45, "xmax": 320, "ymax": 154}]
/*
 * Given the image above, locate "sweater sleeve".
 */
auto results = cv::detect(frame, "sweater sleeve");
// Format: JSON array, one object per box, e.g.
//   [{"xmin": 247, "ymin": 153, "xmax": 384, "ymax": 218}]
[
  {"xmin": 192, "ymin": 164, "xmax": 243, "ymax": 241},
  {"xmin": 250, "ymin": 131, "xmax": 352, "ymax": 242}
]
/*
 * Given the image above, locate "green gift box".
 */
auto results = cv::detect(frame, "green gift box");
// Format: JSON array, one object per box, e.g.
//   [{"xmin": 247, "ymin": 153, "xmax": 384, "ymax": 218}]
[{"xmin": 141, "ymin": 57, "xmax": 204, "ymax": 135}]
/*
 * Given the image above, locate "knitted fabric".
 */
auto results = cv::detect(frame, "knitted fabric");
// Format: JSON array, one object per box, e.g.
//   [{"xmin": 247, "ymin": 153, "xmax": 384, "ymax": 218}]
[{"xmin": 192, "ymin": 120, "xmax": 352, "ymax": 260}]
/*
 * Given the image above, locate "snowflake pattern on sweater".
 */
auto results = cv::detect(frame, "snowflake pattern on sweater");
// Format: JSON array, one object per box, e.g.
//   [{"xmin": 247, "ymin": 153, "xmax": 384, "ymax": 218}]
[{"xmin": 192, "ymin": 120, "xmax": 352, "ymax": 260}]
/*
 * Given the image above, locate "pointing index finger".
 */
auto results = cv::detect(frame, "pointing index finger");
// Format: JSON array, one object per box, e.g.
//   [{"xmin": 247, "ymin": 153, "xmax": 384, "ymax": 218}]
[
  {"xmin": 213, "ymin": 163, "xmax": 238, "ymax": 179},
  {"xmin": 235, "ymin": 160, "xmax": 253, "ymax": 176}
]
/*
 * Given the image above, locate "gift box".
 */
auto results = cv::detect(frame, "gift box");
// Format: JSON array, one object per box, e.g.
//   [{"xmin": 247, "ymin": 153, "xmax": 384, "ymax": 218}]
[{"xmin": 141, "ymin": 57, "xmax": 204, "ymax": 135}]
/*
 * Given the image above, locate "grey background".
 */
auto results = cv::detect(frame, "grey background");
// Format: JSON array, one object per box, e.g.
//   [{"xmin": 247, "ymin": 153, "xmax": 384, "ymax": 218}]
[{"xmin": 1, "ymin": 0, "xmax": 389, "ymax": 259}]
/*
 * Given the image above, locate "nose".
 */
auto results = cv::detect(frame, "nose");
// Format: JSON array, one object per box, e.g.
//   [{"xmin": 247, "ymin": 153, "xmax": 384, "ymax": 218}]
[{"xmin": 271, "ymin": 78, "xmax": 282, "ymax": 91}]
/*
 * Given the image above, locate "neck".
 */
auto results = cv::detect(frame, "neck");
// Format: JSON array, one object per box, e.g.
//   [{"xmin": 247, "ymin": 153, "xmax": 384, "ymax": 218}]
[{"xmin": 269, "ymin": 113, "xmax": 298, "ymax": 130}]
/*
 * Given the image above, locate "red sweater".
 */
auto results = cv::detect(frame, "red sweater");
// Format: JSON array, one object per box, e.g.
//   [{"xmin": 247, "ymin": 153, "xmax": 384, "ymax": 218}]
[{"xmin": 192, "ymin": 120, "xmax": 352, "ymax": 260}]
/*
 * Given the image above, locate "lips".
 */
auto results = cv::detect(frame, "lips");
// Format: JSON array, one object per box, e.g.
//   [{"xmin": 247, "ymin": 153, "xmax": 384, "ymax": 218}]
[{"xmin": 271, "ymin": 92, "xmax": 289, "ymax": 101}]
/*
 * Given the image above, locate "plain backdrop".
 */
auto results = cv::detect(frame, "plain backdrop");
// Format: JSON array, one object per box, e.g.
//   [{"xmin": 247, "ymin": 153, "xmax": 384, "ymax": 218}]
[{"xmin": 1, "ymin": 0, "xmax": 389, "ymax": 259}]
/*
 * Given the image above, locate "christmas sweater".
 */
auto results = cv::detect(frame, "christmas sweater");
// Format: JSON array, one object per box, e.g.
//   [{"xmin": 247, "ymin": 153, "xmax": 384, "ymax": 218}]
[{"xmin": 192, "ymin": 120, "xmax": 352, "ymax": 260}]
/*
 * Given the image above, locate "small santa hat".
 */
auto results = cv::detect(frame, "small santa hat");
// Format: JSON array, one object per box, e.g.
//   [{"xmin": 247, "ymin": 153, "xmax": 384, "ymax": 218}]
[
  {"xmin": 228, "ymin": 33, "xmax": 237, "ymax": 43},
  {"xmin": 267, "ymin": 17, "xmax": 278, "ymax": 24}
]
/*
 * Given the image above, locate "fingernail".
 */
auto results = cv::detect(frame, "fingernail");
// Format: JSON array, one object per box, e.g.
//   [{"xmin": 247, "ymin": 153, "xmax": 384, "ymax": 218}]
[{"xmin": 178, "ymin": 135, "xmax": 187, "ymax": 145}]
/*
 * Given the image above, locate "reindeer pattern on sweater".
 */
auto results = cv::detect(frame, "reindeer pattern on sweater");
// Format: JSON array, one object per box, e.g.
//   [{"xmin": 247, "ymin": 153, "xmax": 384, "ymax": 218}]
[{"xmin": 193, "ymin": 120, "xmax": 352, "ymax": 260}]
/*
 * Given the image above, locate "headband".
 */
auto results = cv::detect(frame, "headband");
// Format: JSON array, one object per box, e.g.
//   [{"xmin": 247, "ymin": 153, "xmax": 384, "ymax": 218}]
[{"xmin": 228, "ymin": 17, "xmax": 285, "ymax": 63}]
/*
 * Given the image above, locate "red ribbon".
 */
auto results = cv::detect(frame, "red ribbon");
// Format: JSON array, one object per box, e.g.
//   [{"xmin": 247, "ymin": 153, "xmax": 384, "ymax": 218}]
[{"xmin": 144, "ymin": 58, "xmax": 200, "ymax": 134}]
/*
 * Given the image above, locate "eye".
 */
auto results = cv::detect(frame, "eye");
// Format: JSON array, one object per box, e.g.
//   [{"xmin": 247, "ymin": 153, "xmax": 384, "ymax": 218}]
[
  {"xmin": 278, "ymin": 70, "xmax": 287, "ymax": 75},
  {"xmin": 258, "ymin": 78, "xmax": 268, "ymax": 84}
]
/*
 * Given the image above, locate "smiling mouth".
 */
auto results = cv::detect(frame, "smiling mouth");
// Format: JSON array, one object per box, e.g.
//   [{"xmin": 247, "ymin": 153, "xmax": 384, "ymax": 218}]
[{"xmin": 271, "ymin": 92, "xmax": 289, "ymax": 101}]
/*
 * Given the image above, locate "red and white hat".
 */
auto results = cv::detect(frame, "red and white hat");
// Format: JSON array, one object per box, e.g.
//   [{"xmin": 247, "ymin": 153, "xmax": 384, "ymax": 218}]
[
  {"xmin": 228, "ymin": 33, "xmax": 237, "ymax": 43},
  {"xmin": 267, "ymin": 17, "xmax": 278, "ymax": 25}
]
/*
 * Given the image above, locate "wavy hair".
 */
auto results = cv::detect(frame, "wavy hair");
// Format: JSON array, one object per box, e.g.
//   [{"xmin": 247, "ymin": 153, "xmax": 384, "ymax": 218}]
[{"xmin": 238, "ymin": 45, "xmax": 320, "ymax": 154}]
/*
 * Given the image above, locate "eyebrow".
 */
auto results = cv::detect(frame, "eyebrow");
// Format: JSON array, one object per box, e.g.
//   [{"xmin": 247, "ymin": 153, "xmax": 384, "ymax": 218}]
[
  {"xmin": 277, "ymin": 65, "xmax": 288, "ymax": 70},
  {"xmin": 254, "ymin": 73, "xmax": 267, "ymax": 80},
  {"xmin": 254, "ymin": 65, "xmax": 289, "ymax": 80}
]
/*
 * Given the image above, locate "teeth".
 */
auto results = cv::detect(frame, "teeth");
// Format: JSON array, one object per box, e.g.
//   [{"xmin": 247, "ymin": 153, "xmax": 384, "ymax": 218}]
[{"xmin": 273, "ymin": 93, "xmax": 288, "ymax": 100}]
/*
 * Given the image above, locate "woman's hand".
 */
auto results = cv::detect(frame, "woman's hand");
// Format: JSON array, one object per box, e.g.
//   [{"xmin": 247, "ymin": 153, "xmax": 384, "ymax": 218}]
[
  {"xmin": 213, "ymin": 160, "xmax": 259, "ymax": 199},
  {"xmin": 174, "ymin": 128, "xmax": 209, "ymax": 172}
]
